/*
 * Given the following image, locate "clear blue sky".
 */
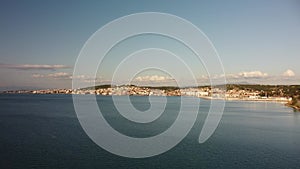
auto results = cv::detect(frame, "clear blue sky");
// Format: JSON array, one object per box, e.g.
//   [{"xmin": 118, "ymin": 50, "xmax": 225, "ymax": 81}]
[{"xmin": 0, "ymin": 0, "xmax": 299, "ymax": 90}]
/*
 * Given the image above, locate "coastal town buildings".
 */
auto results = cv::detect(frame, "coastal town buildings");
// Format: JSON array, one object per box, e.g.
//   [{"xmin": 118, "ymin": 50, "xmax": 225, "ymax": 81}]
[{"xmin": 2, "ymin": 85, "xmax": 292, "ymax": 102}]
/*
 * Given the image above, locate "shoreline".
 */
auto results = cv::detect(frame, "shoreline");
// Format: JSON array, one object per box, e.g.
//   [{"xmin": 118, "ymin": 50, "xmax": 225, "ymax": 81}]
[
  {"xmin": 198, "ymin": 96, "xmax": 289, "ymax": 103},
  {"xmin": 1, "ymin": 92, "xmax": 298, "ymax": 111},
  {"xmin": 285, "ymin": 103, "xmax": 300, "ymax": 111},
  {"xmin": 1, "ymin": 92, "xmax": 290, "ymax": 103}
]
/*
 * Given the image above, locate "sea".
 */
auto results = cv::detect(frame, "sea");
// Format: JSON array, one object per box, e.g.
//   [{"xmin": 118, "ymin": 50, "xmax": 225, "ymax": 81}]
[{"xmin": 0, "ymin": 94, "xmax": 299, "ymax": 169}]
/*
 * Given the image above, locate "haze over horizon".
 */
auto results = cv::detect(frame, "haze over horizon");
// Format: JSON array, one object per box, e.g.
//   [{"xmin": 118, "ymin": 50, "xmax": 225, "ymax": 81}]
[{"xmin": 1, "ymin": 0, "xmax": 299, "ymax": 90}]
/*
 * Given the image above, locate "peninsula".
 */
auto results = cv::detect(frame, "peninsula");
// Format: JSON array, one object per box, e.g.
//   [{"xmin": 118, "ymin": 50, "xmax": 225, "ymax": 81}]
[{"xmin": 2, "ymin": 84, "xmax": 300, "ymax": 107}]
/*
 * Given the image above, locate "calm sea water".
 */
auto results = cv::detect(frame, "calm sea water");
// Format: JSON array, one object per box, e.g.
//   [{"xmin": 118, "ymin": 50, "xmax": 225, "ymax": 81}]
[{"xmin": 0, "ymin": 94, "xmax": 299, "ymax": 169}]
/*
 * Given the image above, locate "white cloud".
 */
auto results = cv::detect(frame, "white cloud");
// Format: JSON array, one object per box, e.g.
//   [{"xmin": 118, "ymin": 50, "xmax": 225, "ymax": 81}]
[
  {"xmin": 282, "ymin": 69, "xmax": 295, "ymax": 77},
  {"xmin": 134, "ymin": 75, "xmax": 173, "ymax": 82},
  {"xmin": 48, "ymin": 72, "xmax": 71, "ymax": 79},
  {"xmin": 198, "ymin": 71, "xmax": 268, "ymax": 80},
  {"xmin": 238, "ymin": 71, "xmax": 268, "ymax": 78},
  {"xmin": 0, "ymin": 63, "xmax": 70, "ymax": 70},
  {"xmin": 33, "ymin": 72, "xmax": 71, "ymax": 79},
  {"xmin": 32, "ymin": 73, "xmax": 104, "ymax": 83},
  {"xmin": 32, "ymin": 74, "xmax": 45, "ymax": 78},
  {"xmin": 205, "ymin": 70, "xmax": 299, "ymax": 85}
]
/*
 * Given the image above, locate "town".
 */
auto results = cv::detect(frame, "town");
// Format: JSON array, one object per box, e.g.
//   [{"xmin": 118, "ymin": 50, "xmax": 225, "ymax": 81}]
[{"xmin": 3, "ymin": 84, "xmax": 300, "ymax": 104}]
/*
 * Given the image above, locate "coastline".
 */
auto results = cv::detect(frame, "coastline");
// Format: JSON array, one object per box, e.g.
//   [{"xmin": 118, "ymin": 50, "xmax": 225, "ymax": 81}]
[
  {"xmin": 1, "ymin": 92, "xmax": 292, "ymax": 104},
  {"xmin": 198, "ymin": 96, "xmax": 289, "ymax": 103},
  {"xmin": 2, "ymin": 83, "xmax": 298, "ymax": 111},
  {"xmin": 1, "ymin": 92, "xmax": 298, "ymax": 111},
  {"xmin": 285, "ymin": 104, "xmax": 300, "ymax": 111}
]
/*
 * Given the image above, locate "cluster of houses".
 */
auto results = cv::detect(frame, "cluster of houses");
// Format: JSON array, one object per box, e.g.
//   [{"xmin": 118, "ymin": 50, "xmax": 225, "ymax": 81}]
[{"xmin": 3, "ymin": 85, "xmax": 291, "ymax": 102}]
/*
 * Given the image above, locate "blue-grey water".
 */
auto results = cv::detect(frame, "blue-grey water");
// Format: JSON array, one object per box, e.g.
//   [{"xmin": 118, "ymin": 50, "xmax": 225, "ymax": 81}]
[{"xmin": 0, "ymin": 94, "xmax": 299, "ymax": 169}]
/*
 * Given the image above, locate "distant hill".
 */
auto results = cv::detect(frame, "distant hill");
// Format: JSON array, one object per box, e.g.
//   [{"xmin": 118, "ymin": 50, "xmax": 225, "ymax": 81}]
[
  {"xmin": 225, "ymin": 84, "xmax": 300, "ymax": 97},
  {"xmin": 85, "ymin": 84, "xmax": 180, "ymax": 91},
  {"xmin": 84, "ymin": 84, "xmax": 300, "ymax": 98}
]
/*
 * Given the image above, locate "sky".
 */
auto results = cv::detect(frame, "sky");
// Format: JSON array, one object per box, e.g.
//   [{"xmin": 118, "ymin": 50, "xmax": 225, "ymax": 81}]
[{"xmin": 0, "ymin": 0, "xmax": 299, "ymax": 90}]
